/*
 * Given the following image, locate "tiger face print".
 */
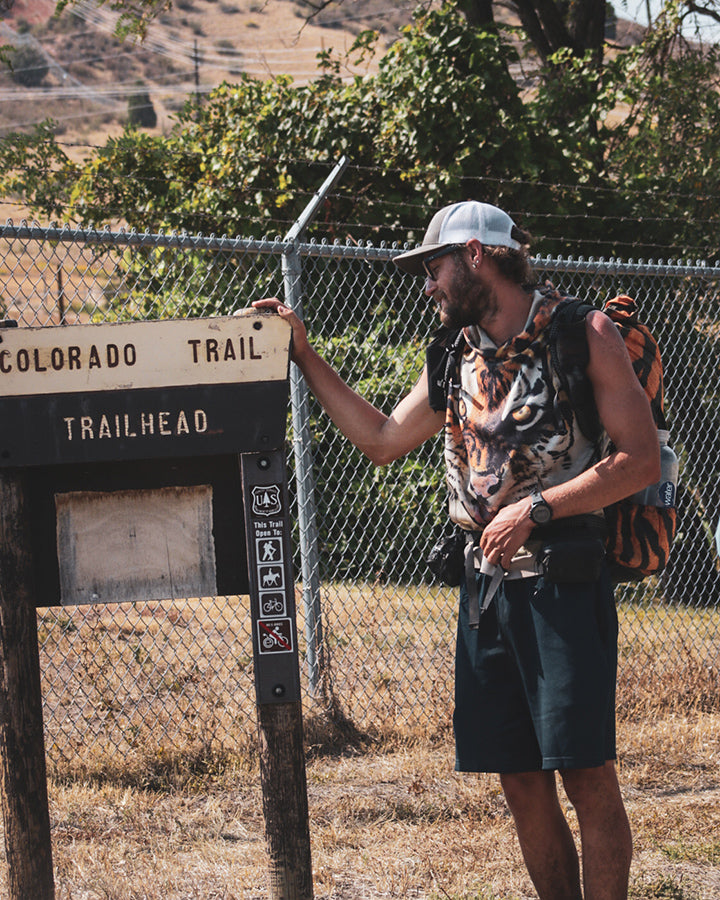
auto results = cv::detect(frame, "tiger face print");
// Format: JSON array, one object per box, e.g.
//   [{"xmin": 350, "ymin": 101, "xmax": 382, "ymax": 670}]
[{"xmin": 445, "ymin": 292, "xmax": 598, "ymax": 531}]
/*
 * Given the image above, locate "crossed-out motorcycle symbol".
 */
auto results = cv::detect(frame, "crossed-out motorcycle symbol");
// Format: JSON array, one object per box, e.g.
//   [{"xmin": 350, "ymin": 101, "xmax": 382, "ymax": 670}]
[{"xmin": 259, "ymin": 620, "xmax": 292, "ymax": 652}]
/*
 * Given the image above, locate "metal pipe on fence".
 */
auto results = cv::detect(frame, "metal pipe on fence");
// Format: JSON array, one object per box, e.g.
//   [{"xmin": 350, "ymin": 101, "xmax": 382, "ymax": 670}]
[
  {"xmin": 282, "ymin": 245, "xmax": 324, "ymax": 694},
  {"xmin": 282, "ymin": 156, "xmax": 349, "ymax": 695}
]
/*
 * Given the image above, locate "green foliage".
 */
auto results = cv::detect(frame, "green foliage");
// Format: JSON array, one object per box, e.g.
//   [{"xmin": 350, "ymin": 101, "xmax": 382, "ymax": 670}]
[
  {"xmin": 158, "ymin": 63, "xmax": 382, "ymax": 238},
  {"xmin": 661, "ymin": 838, "xmax": 720, "ymax": 864},
  {"xmin": 0, "ymin": 0, "xmax": 702, "ymax": 245},
  {"xmin": 0, "ymin": 120, "xmax": 73, "ymax": 219},
  {"xmin": 372, "ymin": 3, "xmax": 534, "ymax": 216},
  {"xmin": 6, "ymin": 4, "xmax": 542, "ymax": 242},
  {"xmin": 629, "ymin": 874, "xmax": 698, "ymax": 899},
  {"xmin": 311, "ymin": 327, "xmax": 446, "ymax": 582},
  {"xmin": 530, "ymin": 48, "xmax": 609, "ymax": 176},
  {"xmin": 55, "ymin": 0, "xmax": 172, "ymax": 40},
  {"xmin": 68, "ymin": 129, "xmax": 172, "ymax": 226},
  {"xmin": 5, "ymin": 0, "xmax": 713, "ymax": 259},
  {"xmin": 95, "ymin": 243, "xmax": 286, "ymax": 322},
  {"xmin": 605, "ymin": 37, "xmax": 720, "ymax": 255}
]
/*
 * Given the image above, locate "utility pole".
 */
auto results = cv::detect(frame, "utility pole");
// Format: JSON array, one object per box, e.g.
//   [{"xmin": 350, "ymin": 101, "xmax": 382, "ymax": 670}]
[{"xmin": 193, "ymin": 39, "xmax": 200, "ymax": 107}]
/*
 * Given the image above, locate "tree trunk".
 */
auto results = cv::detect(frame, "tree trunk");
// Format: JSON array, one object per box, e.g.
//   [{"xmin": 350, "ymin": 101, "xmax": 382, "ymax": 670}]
[{"xmin": 456, "ymin": 0, "xmax": 495, "ymax": 27}]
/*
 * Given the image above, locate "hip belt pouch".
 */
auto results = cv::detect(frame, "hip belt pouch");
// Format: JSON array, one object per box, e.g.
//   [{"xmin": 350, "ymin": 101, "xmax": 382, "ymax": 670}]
[
  {"xmin": 426, "ymin": 528, "xmax": 467, "ymax": 587},
  {"xmin": 535, "ymin": 515, "xmax": 606, "ymax": 583}
]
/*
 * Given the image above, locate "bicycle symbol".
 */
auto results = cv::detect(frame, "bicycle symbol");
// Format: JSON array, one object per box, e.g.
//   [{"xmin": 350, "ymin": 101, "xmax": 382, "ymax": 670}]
[{"xmin": 261, "ymin": 596, "xmax": 285, "ymax": 615}]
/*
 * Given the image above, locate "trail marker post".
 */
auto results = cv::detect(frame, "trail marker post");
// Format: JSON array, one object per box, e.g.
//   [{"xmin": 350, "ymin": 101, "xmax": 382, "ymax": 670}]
[{"xmin": 0, "ymin": 311, "xmax": 313, "ymax": 899}]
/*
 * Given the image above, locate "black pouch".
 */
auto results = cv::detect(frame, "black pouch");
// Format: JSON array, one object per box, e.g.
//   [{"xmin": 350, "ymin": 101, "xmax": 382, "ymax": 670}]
[
  {"xmin": 426, "ymin": 529, "xmax": 467, "ymax": 587},
  {"xmin": 539, "ymin": 536, "xmax": 605, "ymax": 583}
]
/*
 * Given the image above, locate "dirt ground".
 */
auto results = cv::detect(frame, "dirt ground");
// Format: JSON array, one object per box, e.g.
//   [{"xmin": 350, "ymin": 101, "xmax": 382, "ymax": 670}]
[{"xmin": 0, "ymin": 711, "xmax": 718, "ymax": 899}]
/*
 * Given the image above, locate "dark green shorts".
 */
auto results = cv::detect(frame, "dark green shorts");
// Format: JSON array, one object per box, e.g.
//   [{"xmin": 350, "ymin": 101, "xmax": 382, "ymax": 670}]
[{"xmin": 453, "ymin": 567, "xmax": 618, "ymax": 773}]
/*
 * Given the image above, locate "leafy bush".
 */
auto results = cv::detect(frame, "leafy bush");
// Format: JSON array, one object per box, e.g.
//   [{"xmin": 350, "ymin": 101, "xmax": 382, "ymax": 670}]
[
  {"xmin": 127, "ymin": 88, "xmax": 157, "ymax": 129},
  {"xmin": 10, "ymin": 43, "xmax": 48, "ymax": 86},
  {"xmin": 309, "ymin": 326, "xmax": 446, "ymax": 583}
]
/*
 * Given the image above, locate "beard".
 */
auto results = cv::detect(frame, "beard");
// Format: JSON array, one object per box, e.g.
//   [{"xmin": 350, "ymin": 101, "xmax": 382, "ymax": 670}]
[{"xmin": 435, "ymin": 258, "xmax": 497, "ymax": 329}]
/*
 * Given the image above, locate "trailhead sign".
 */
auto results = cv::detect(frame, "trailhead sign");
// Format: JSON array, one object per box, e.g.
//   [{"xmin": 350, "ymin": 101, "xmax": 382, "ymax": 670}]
[
  {"xmin": 0, "ymin": 312, "xmax": 290, "ymax": 466},
  {"xmin": 0, "ymin": 311, "xmax": 293, "ymax": 608},
  {"xmin": 0, "ymin": 310, "xmax": 314, "ymax": 899}
]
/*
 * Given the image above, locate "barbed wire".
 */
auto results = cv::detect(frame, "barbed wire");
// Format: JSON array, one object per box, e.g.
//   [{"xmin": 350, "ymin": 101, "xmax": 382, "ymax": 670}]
[
  {"xmin": 2, "ymin": 176, "xmax": 716, "ymax": 243},
  {"xmin": 0, "ymin": 182, "xmax": 715, "ymax": 239},
  {"xmin": 0, "ymin": 194, "xmax": 715, "ymax": 258},
  {"xmin": 1, "ymin": 147, "xmax": 717, "ymax": 257},
  {"xmin": 5, "ymin": 140, "xmax": 714, "ymax": 209}
]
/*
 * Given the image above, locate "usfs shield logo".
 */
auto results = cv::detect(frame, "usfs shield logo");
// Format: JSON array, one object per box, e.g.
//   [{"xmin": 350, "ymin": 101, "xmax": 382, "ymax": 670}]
[{"xmin": 251, "ymin": 484, "xmax": 282, "ymax": 517}]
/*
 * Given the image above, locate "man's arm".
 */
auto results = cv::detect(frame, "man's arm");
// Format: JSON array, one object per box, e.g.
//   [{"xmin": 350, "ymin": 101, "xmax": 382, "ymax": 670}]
[
  {"xmin": 480, "ymin": 309, "xmax": 661, "ymax": 566},
  {"xmin": 251, "ymin": 299, "xmax": 445, "ymax": 464}
]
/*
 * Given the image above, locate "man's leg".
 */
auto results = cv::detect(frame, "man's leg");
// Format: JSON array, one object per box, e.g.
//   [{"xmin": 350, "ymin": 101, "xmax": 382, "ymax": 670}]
[
  {"xmin": 500, "ymin": 770, "xmax": 583, "ymax": 900},
  {"xmin": 560, "ymin": 761, "xmax": 632, "ymax": 900}
]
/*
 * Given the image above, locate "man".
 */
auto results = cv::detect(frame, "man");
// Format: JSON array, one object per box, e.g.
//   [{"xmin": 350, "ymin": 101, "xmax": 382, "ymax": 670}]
[{"xmin": 253, "ymin": 200, "xmax": 659, "ymax": 900}]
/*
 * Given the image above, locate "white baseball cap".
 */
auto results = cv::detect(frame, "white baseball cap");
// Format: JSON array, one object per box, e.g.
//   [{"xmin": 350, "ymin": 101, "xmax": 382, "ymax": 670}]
[{"xmin": 394, "ymin": 201, "xmax": 522, "ymax": 276}]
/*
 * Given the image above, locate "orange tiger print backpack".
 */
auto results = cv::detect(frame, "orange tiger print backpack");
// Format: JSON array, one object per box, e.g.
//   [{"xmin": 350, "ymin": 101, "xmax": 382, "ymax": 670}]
[{"xmin": 550, "ymin": 294, "xmax": 678, "ymax": 582}]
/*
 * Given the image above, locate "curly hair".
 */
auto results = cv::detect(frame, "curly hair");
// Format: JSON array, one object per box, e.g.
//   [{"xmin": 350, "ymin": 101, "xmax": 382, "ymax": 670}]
[{"xmin": 483, "ymin": 225, "xmax": 534, "ymax": 286}]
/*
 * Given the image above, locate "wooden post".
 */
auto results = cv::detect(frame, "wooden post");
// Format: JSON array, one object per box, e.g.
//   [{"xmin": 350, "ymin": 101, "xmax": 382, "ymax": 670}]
[
  {"xmin": 241, "ymin": 451, "xmax": 313, "ymax": 900},
  {"xmin": 257, "ymin": 702, "xmax": 313, "ymax": 900},
  {"xmin": 0, "ymin": 469, "xmax": 55, "ymax": 900}
]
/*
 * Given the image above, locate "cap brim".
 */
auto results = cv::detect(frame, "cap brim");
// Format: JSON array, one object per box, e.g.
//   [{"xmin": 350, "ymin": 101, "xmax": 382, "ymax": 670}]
[{"xmin": 393, "ymin": 243, "xmax": 448, "ymax": 276}]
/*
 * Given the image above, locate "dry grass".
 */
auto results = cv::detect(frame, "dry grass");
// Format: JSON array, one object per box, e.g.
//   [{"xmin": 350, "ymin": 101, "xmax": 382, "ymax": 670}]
[
  {"xmin": 2, "ymin": 708, "xmax": 715, "ymax": 899},
  {"xmin": 0, "ymin": 596, "xmax": 716, "ymax": 898}
]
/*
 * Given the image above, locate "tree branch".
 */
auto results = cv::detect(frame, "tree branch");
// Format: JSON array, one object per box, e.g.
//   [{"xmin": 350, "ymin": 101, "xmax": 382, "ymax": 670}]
[{"xmin": 683, "ymin": 0, "xmax": 720, "ymax": 24}]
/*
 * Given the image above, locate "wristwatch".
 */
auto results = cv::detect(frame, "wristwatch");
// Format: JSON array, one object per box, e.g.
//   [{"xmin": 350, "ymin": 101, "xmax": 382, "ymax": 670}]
[{"xmin": 529, "ymin": 489, "xmax": 552, "ymax": 525}]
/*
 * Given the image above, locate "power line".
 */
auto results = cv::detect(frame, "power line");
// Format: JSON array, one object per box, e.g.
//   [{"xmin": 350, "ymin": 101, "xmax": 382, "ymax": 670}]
[
  {"xmin": 10, "ymin": 144, "xmax": 718, "ymax": 209},
  {"xmin": 66, "ymin": 0, "xmax": 383, "ymax": 78},
  {"xmin": 0, "ymin": 188, "xmax": 715, "ymax": 257},
  {"xmin": 0, "ymin": 81, "xmax": 211, "ymax": 102},
  {"xmin": 70, "ymin": 0, "xmax": 341, "ymax": 64}
]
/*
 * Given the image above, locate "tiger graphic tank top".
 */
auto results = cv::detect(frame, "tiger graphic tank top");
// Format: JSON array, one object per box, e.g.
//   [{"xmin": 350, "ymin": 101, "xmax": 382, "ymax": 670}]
[{"xmin": 445, "ymin": 290, "xmax": 599, "ymax": 531}]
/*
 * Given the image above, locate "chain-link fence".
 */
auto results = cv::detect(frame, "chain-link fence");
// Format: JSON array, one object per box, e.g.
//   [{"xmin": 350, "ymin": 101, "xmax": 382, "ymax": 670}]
[{"xmin": 0, "ymin": 221, "xmax": 718, "ymax": 773}]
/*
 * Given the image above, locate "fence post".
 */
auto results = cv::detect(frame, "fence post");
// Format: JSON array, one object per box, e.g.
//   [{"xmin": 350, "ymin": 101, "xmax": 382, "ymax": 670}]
[
  {"xmin": 0, "ymin": 469, "xmax": 55, "ymax": 900},
  {"xmin": 282, "ymin": 156, "xmax": 349, "ymax": 694}
]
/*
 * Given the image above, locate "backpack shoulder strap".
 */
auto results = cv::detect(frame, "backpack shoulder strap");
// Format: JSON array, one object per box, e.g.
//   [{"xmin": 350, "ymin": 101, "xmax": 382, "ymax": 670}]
[
  {"xmin": 549, "ymin": 298, "xmax": 603, "ymax": 442},
  {"xmin": 426, "ymin": 326, "xmax": 466, "ymax": 412},
  {"xmin": 603, "ymin": 295, "xmax": 667, "ymax": 429}
]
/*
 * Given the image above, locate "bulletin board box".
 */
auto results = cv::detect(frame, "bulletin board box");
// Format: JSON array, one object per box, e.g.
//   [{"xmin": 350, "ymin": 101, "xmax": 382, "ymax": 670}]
[{"xmin": 0, "ymin": 313, "xmax": 291, "ymax": 608}]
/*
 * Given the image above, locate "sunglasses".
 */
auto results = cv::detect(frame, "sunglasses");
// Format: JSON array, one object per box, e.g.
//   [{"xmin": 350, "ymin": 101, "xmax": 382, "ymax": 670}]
[{"xmin": 422, "ymin": 243, "xmax": 465, "ymax": 281}]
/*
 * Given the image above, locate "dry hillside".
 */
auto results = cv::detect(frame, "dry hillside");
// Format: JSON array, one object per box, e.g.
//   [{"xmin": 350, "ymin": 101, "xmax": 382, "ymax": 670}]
[
  {"xmin": 0, "ymin": 0, "xmax": 416, "ymax": 139},
  {"xmin": 0, "ymin": 0, "xmax": 424, "ymax": 220},
  {"xmin": 0, "ymin": 0, "xmax": 644, "ymax": 222}
]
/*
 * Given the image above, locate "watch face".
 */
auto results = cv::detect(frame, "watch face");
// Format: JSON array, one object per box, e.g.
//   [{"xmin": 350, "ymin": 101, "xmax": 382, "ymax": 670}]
[{"xmin": 531, "ymin": 497, "xmax": 552, "ymax": 524}]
